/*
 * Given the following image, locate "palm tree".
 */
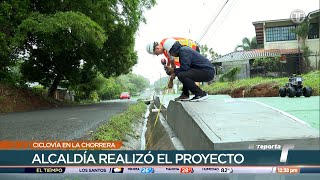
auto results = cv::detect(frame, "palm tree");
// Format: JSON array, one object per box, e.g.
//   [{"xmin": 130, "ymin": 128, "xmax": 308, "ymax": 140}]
[
  {"xmin": 200, "ymin": 44, "xmax": 220, "ymax": 59},
  {"xmin": 292, "ymin": 21, "xmax": 310, "ymax": 47},
  {"xmin": 291, "ymin": 21, "xmax": 312, "ymax": 72},
  {"xmin": 235, "ymin": 37, "xmax": 262, "ymax": 51}
]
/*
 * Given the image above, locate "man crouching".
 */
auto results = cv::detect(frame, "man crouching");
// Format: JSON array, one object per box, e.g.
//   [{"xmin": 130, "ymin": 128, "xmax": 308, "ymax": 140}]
[{"xmin": 163, "ymin": 38, "xmax": 215, "ymax": 102}]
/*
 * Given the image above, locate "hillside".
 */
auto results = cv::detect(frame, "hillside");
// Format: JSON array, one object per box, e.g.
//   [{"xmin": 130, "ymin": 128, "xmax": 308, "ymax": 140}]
[{"xmin": 0, "ymin": 84, "xmax": 62, "ymax": 114}]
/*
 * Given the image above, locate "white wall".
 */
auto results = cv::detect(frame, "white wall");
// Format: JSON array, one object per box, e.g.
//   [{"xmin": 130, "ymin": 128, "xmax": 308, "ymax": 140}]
[{"xmin": 264, "ymin": 40, "xmax": 299, "ymax": 50}]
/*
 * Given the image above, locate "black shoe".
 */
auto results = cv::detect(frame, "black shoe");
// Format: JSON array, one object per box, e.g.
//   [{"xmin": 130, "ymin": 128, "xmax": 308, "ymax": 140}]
[
  {"xmin": 174, "ymin": 94, "xmax": 190, "ymax": 101},
  {"xmin": 190, "ymin": 93, "xmax": 209, "ymax": 102}
]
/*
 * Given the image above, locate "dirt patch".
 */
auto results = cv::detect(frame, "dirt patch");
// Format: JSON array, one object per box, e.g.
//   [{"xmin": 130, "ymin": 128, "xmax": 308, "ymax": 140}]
[
  {"xmin": 230, "ymin": 87, "xmax": 246, "ymax": 98},
  {"xmin": 0, "ymin": 84, "xmax": 62, "ymax": 114},
  {"xmin": 230, "ymin": 83, "xmax": 279, "ymax": 98}
]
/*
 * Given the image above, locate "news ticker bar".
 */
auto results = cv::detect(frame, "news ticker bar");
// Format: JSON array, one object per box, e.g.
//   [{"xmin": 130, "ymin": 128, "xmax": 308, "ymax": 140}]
[
  {"xmin": 1, "ymin": 150, "xmax": 320, "ymax": 166},
  {"xmin": 0, "ymin": 141, "xmax": 122, "ymax": 150},
  {"xmin": 0, "ymin": 167, "xmax": 320, "ymax": 174}
]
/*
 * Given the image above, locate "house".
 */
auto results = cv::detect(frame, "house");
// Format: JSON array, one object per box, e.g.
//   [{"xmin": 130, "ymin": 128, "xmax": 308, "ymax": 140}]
[
  {"xmin": 212, "ymin": 9, "xmax": 319, "ymax": 79},
  {"xmin": 54, "ymin": 88, "xmax": 75, "ymax": 101}
]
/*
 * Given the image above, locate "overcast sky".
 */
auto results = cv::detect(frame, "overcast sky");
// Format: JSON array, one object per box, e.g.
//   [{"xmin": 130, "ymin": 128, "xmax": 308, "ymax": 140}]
[{"xmin": 132, "ymin": 0, "xmax": 319, "ymax": 83}]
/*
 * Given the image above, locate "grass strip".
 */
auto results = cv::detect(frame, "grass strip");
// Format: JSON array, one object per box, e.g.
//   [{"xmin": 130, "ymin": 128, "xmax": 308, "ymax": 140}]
[
  {"xmin": 93, "ymin": 101, "xmax": 146, "ymax": 141},
  {"xmin": 203, "ymin": 70, "xmax": 319, "ymax": 96}
]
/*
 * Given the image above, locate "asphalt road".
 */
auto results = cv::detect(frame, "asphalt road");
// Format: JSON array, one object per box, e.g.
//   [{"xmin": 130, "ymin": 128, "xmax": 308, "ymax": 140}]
[{"xmin": 0, "ymin": 100, "xmax": 134, "ymax": 140}]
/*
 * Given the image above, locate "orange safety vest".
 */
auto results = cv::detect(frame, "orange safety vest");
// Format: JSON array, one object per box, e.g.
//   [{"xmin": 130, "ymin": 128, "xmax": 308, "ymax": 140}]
[{"xmin": 160, "ymin": 37, "xmax": 199, "ymax": 67}]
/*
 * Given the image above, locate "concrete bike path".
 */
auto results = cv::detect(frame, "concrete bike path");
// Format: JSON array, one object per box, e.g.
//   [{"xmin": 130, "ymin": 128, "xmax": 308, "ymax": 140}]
[{"xmin": 160, "ymin": 95, "xmax": 319, "ymax": 150}]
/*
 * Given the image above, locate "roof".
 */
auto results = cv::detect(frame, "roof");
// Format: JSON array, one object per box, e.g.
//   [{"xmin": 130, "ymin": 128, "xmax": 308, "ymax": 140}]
[
  {"xmin": 212, "ymin": 49, "xmax": 301, "ymax": 63},
  {"xmin": 308, "ymin": 9, "xmax": 320, "ymax": 18},
  {"xmin": 252, "ymin": 18, "xmax": 292, "ymax": 25},
  {"xmin": 252, "ymin": 9, "xmax": 320, "ymax": 25}
]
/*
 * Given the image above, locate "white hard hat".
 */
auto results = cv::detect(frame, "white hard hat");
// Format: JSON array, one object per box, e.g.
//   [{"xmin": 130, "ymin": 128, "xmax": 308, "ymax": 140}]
[
  {"xmin": 146, "ymin": 41, "xmax": 158, "ymax": 54},
  {"xmin": 163, "ymin": 38, "xmax": 177, "ymax": 52}
]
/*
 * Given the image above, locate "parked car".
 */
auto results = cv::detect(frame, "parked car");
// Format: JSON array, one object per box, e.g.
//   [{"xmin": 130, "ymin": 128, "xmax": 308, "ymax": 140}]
[{"xmin": 120, "ymin": 92, "xmax": 130, "ymax": 99}]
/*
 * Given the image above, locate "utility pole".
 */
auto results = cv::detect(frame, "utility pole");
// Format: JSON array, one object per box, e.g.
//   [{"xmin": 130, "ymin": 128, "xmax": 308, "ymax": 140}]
[
  {"xmin": 316, "ymin": 51, "xmax": 319, "ymax": 70},
  {"xmin": 297, "ymin": 46, "xmax": 301, "ymax": 75}
]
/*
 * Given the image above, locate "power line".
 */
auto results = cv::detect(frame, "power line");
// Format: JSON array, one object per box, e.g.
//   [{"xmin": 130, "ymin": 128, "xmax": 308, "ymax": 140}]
[
  {"xmin": 203, "ymin": 0, "xmax": 237, "ymax": 45},
  {"xmin": 197, "ymin": 0, "xmax": 230, "ymax": 43},
  {"xmin": 199, "ymin": 0, "xmax": 229, "ymax": 42}
]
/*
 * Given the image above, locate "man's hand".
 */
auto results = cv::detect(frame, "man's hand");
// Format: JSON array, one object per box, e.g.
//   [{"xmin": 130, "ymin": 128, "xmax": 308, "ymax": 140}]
[
  {"xmin": 170, "ymin": 73, "xmax": 176, "ymax": 80},
  {"xmin": 168, "ymin": 80, "xmax": 173, "ymax": 88},
  {"xmin": 164, "ymin": 66, "xmax": 171, "ymax": 75},
  {"xmin": 168, "ymin": 73, "xmax": 175, "ymax": 89},
  {"xmin": 166, "ymin": 66, "xmax": 174, "ymax": 75}
]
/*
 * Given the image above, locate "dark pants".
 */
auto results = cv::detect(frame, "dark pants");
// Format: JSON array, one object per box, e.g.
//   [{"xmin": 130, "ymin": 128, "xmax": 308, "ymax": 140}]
[{"xmin": 177, "ymin": 68, "xmax": 214, "ymax": 96}]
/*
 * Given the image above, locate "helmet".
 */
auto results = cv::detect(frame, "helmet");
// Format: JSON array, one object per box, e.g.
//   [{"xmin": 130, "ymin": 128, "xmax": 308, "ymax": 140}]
[
  {"xmin": 163, "ymin": 38, "xmax": 177, "ymax": 52},
  {"xmin": 146, "ymin": 41, "xmax": 158, "ymax": 54}
]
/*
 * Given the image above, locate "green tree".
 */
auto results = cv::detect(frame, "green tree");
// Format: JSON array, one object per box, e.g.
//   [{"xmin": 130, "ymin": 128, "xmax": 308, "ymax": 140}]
[
  {"xmin": 235, "ymin": 37, "xmax": 263, "ymax": 51},
  {"xmin": 153, "ymin": 76, "xmax": 168, "ymax": 93},
  {"xmin": 128, "ymin": 74, "xmax": 150, "ymax": 93},
  {"xmin": 199, "ymin": 44, "xmax": 220, "ymax": 60},
  {"xmin": 71, "ymin": 67, "xmax": 100, "ymax": 101},
  {"xmin": 292, "ymin": 21, "xmax": 312, "ymax": 72},
  {"xmin": 219, "ymin": 67, "xmax": 241, "ymax": 82},
  {"xmin": 252, "ymin": 57, "xmax": 280, "ymax": 73},
  {"xmin": 116, "ymin": 73, "xmax": 150, "ymax": 95},
  {"xmin": 14, "ymin": 12, "xmax": 107, "ymax": 97},
  {"xmin": 292, "ymin": 21, "xmax": 310, "ymax": 47},
  {"xmin": 0, "ymin": 0, "xmax": 29, "ymax": 83},
  {"xmin": 98, "ymin": 76, "xmax": 122, "ymax": 100},
  {"xmin": 1, "ymin": 0, "xmax": 156, "ymax": 97}
]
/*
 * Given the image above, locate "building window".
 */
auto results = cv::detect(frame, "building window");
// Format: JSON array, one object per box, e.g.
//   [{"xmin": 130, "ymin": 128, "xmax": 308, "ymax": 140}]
[
  {"xmin": 266, "ymin": 26, "xmax": 297, "ymax": 42},
  {"xmin": 308, "ymin": 23, "xmax": 319, "ymax": 39}
]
